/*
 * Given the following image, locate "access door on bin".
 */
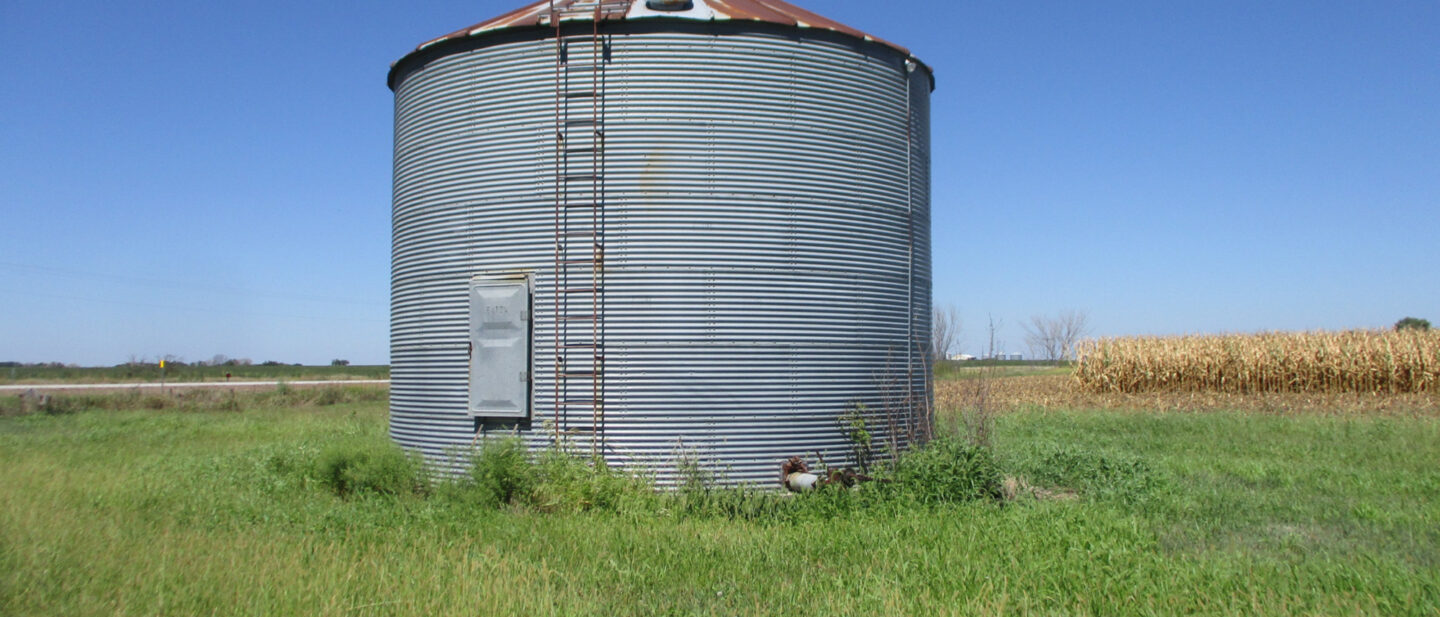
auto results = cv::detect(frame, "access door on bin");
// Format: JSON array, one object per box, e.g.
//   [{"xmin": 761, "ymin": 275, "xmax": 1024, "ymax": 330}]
[{"xmin": 469, "ymin": 274, "xmax": 532, "ymax": 418}]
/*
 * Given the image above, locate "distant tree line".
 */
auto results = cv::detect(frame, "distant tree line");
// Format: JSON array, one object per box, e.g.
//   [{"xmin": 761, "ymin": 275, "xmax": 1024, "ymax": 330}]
[
  {"xmin": 3, "ymin": 359, "xmax": 351, "ymax": 369},
  {"xmin": 111, "ymin": 354, "xmax": 304, "ymax": 368}
]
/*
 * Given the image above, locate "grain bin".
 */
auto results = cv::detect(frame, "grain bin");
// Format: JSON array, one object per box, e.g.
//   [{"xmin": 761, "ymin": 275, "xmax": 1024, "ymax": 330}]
[{"xmin": 388, "ymin": 0, "xmax": 933, "ymax": 486}]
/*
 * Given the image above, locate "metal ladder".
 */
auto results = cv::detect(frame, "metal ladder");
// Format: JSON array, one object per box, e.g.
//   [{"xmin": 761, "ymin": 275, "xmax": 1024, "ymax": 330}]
[{"xmin": 548, "ymin": 0, "xmax": 618, "ymax": 456}]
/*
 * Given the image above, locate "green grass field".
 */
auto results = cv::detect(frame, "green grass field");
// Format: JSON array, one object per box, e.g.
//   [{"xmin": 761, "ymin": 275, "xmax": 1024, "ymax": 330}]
[
  {"xmin": 2, "ymin": 387, "xmax": 1437, "ymax": 615},
  {"xmin": 0, "ymin": 363, "xmax": 389, "ymax": 384},
  {"xmin": 933, "ymin": 362, "xmax": 1071, "ymax": 381}
]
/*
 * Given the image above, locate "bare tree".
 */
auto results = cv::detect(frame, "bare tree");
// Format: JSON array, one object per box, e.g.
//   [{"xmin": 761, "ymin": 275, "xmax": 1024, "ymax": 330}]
[
  {"xmin": 1023, "ymin": 309, "xmax": 1091, "ymax": 362},
  {"xmin": 1055, "ymin": 310, "xmax": 1091, "ymax": 360},
  {"xmin": 1022, "ymin": 316, "xmax": 1060, "ymax": 362},
  {"xmin": 985, "ymin": 314, "xmax": 1004, "ymax": 359},
  {"xmin": 931, "ymin": 304, "xmax": 961, "ymax": 362}
]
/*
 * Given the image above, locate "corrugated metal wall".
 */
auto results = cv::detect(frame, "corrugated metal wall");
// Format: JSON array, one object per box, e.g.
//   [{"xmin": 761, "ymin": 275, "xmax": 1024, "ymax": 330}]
[{"xmin": 391, "ymin": 24, "xmax": 932, "ymax": 486}]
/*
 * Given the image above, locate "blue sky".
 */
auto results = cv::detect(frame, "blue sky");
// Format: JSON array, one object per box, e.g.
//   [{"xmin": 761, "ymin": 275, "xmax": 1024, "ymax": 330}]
[{"xmin": 2, "ymin": 1, "xmax": 1436, "ymax": 365}]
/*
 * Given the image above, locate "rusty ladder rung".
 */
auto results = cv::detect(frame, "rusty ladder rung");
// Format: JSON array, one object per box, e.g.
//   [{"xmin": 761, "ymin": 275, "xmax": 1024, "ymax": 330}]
[{"xmin": 551, "ymin": 0, "xmax": 605, "ymax": 450}]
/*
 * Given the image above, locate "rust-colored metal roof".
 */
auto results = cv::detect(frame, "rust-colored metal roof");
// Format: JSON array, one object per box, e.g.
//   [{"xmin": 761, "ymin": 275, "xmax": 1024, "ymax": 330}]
[{"xmin": 409, "ymin": 0, "xmax": 918, "ymax": 60}]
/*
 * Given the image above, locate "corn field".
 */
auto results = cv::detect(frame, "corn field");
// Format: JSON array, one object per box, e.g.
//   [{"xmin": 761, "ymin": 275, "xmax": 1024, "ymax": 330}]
[{"xmin": 1073, "ymin": 330, "xmax": 1440, "ymax": 394}]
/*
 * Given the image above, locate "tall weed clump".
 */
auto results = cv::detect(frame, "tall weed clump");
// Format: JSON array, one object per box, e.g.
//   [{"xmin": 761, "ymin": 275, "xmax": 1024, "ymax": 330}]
[
  {"xmin": 465, "ymin": 438, "xmax": 536, "ymax": 507},
  {"xmin": 892, "ymin": 435, "xmax": 1003, "ymax": 504},
  {"xmin": 529, "ymin": 450, "xmax": 653, "ymax": 513},
  {"xmin": 1023, "ymin": 448, "xmax": 1165, "ymax": 506},
  {"xmin": 315, "ymin": 441, "xmax": 428, "ymax": 498},
  {"xmin": 1074, "ymin": 329, "xmax": 1440, "ymax": 394},
  {"xmin": 450, "ymin": 438, "xmax": 654, "ymax": 513}
]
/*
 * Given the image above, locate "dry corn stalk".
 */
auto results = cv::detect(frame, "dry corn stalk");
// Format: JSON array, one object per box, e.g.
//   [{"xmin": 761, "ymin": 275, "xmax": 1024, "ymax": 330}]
[{"xmin": 1072, "ymin": 330, "xmax": 1440, "ymax": 394}]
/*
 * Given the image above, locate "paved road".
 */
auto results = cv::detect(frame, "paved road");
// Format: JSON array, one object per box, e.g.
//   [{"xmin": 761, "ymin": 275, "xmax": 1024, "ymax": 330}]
[{"xmin": 0, "ymin": 380, "xmax": 389, "ymax": 393}]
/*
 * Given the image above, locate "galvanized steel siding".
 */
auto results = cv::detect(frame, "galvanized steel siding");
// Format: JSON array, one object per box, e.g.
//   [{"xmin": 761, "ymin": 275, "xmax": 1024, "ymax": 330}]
[{"xmin": 391, "ymin": 26, "xmax": 932, "ymax": 485}]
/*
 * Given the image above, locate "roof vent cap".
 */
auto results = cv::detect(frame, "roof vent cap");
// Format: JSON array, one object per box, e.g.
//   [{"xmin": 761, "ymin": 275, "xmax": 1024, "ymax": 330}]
[{"xmin": 645, "ymin": 0, "xmax": 693, "ymax": 11}]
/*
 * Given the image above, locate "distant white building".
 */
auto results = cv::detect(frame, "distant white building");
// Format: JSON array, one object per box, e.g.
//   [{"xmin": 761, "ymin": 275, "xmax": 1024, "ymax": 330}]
[
  {"xmin": 947, "ymin": 353, "xmax": 976, "ymax": 361},
  {"xmin": 983, "ymin": 353, "xmax": 1023, "ymax": 361}
]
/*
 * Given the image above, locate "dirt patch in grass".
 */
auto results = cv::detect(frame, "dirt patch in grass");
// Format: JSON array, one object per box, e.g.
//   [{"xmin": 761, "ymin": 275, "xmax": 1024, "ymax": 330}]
[{"xmin": 1000, "ymin": 475, "xmax": 1079, "ymax": 502}]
